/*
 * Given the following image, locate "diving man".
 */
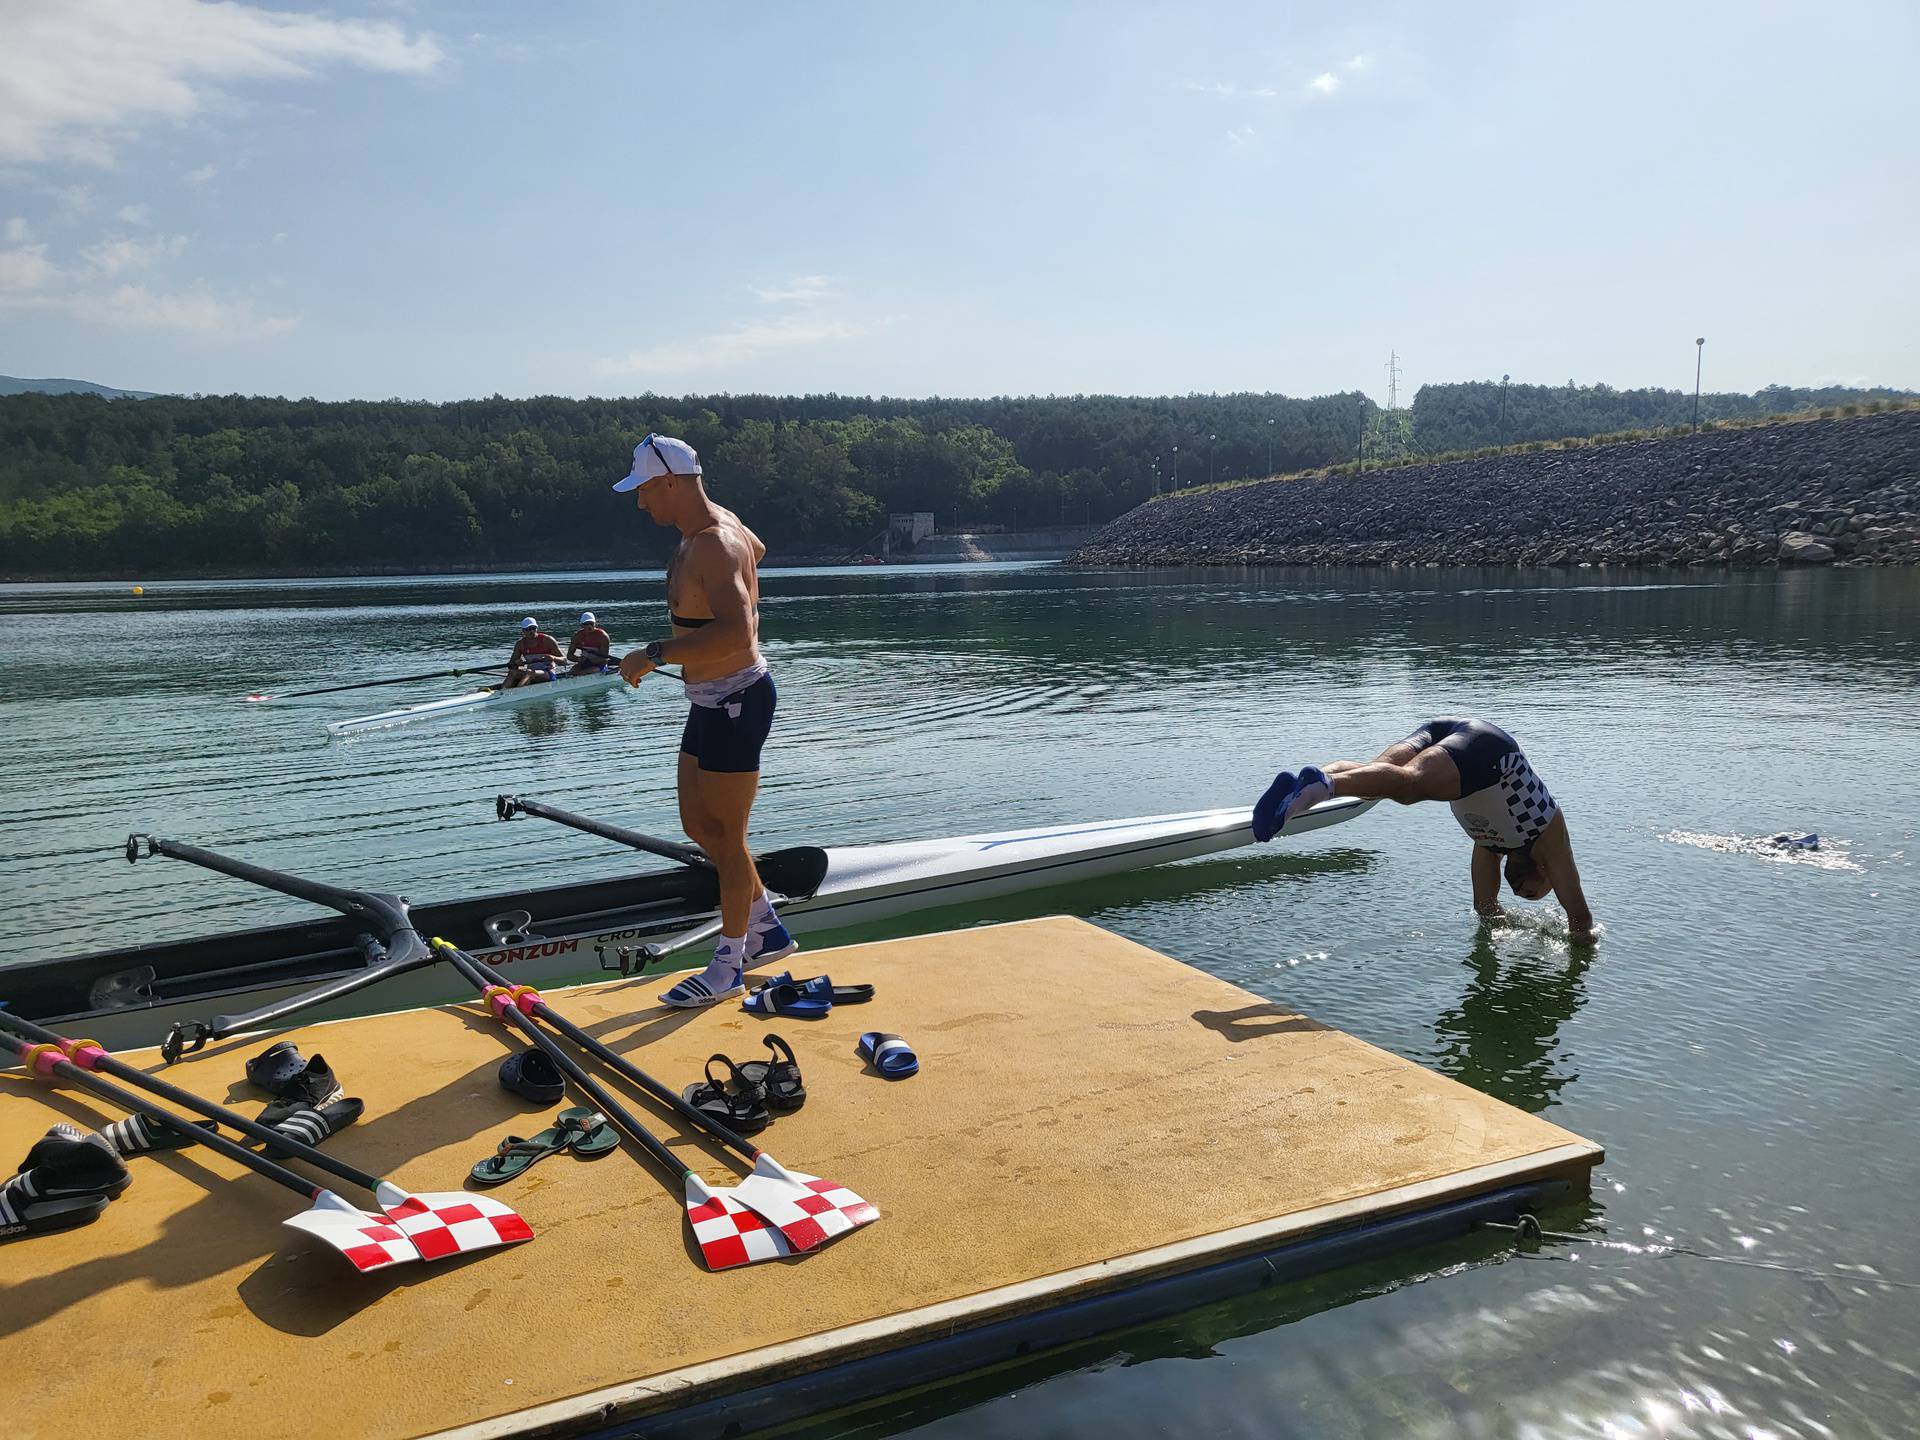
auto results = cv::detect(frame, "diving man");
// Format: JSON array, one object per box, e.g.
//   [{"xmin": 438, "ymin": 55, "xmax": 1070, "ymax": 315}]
[{"xmin": 1255, "ymin": 718, "xmax": 1595, "ymax": 941}]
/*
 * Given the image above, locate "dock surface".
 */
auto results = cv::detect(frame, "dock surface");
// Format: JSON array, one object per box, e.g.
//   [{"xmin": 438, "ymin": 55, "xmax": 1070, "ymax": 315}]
[{"xmin": 0, "ymin": 918, "xmax": 1600, "ymax": 1439}]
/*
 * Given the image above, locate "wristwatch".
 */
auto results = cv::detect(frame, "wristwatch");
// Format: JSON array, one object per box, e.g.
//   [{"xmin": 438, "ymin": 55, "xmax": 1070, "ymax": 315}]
[{"xmin": 644, "ymin": 640, "xmax": 666, "ymax": 666}]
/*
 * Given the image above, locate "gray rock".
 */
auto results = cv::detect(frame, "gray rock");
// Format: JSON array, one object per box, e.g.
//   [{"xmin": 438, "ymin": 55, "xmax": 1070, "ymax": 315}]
[{"xmin": 1778, "ymin": 531, "xmax": 1836, "ymax": 563}]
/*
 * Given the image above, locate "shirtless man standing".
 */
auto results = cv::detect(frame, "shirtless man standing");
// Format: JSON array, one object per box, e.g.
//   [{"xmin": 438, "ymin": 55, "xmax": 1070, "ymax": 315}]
[
  {"xmin": 614, "ymin": 434, "xmax": 794, "ymax": 1006},
  {"xmin": 1253, "ymin": 717, "xmax": 1596, "ymax": 941}
]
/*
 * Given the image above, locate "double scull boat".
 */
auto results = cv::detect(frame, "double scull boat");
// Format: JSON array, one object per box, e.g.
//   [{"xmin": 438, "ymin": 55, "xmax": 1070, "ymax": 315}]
[
  {"xmin": 328, "ymin": 669, "xmax": 628, "ymax": 735},
  {"xmin": 5, "ymin": 794, "xmax": 1374, "ymax": 1053}
]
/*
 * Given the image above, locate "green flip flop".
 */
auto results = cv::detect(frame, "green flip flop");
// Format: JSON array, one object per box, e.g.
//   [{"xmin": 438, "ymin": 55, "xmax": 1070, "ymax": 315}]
[{"xmin": 557, "ymin": 1106, "xmax": 619, "ymax": 1158}]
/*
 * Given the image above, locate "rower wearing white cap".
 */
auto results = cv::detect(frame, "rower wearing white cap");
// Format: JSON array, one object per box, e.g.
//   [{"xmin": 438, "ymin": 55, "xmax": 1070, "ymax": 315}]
[
  {"xmin": 612, "ymin": 433, "xmax": 793, "ymax": 1008},
  {"xmin": 567, "ymin": 611, "xmax": 612, "ymax": 675},
  {"xmin": 504, "ymin": 616, "xmax": 562, "ymax": 688}
]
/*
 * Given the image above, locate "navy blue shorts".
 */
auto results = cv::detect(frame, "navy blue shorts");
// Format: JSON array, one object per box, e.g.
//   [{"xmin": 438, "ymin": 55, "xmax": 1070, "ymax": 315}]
[
  {"xmin": 1402, "ymin": 718, "xmax": 1521, "ymax": 794},
  {"xmin": 680, "ymin": 673, "xmax": 776, "ymax": 774}
]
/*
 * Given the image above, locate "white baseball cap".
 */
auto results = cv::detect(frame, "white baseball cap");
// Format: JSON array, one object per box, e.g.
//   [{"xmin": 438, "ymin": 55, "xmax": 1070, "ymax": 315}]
[
  {"xmin": 520, "ymin": 616, "xmax": 537, "ymax": 629},
  {"xmin": 579, "ymin": 611, "xmax": 596, "ymax": 624},
  {"xmin": 613, "ymin": 433, "xmax": 701, "ymax": 492}
]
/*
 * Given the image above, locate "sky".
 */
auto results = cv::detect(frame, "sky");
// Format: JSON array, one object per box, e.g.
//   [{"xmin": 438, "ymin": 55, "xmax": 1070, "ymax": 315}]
[{"xmin": 0, "ymin": 0, "xmax": 1914, "ymax": 404}]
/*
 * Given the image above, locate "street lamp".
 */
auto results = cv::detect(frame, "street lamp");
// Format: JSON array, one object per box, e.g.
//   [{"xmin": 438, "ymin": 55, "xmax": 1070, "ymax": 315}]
[
  {"xmin": 1150, "ymin": 458, "xmax": 1160, "ymax": 496},
  {"xmin": 1171, "ymin": 444, "xmax": 1179, "ymax": 489},
  {"xmin": 1499, "ymin": 373, "xmax": 1510, "ymax": 449},
  {"xmin": 1692, "ymin": 338, "xmax": 1706, "ymax": 434},
  {"xmin": 1266, "ymin": 417, "xmax": 1275, "ymax": 475},
  {"xmin": 1209, "ymin": 433, "xmax": 1217, "ymax": 486}
]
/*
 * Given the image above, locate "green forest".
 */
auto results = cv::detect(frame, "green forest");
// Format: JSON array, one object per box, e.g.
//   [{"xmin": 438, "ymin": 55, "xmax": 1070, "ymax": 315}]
[{"xmin": 0, "ymin": 380, "xmax": 1907, "ymax": 577}]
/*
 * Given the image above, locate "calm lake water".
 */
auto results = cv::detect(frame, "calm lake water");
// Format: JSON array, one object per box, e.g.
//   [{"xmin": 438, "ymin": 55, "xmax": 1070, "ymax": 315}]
[{"xmin": 2, "ymin": 563, "xmax": 1917, "ymax": 1438}]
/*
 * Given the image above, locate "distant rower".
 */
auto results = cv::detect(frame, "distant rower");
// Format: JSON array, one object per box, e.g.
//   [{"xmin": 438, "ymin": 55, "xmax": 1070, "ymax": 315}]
[
  {"xmin": 1254, "ymin": 717, "xmax": 1595, "ymax": 941},
  {"xmin": 567, "ymin": 611, "xmax": 612, "ymax": 674},
  {"xmin": 504, "ymin": 617, "xmax": 561, "ymax": 688}
]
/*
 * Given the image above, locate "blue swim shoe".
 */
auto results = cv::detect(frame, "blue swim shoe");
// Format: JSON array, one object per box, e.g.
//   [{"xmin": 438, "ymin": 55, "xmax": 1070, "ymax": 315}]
[
  {"xmin": 1284, "ymin": 766, "xmax": 1336, "ymax": 826},
  {"xmin": 1252, "ymin": 770, "xmax": 1297, "ymax": 842}
]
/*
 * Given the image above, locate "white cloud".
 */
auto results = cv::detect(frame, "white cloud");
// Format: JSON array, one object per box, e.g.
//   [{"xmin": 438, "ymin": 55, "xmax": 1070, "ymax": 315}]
[
  {"xmin": 1226, "ymin": 126, "xmax": 1255, "ymax": 149},
  {"xmin": 117, "ymin": 203, "xmax": 152, "ymax": 225},
  {"xmin": 0, "ymin": 0, "xmax": 443, "ymax": 165},
  {"xmin": 594, "ymin": 313, "xmax": 867, "ymax": 379},
  {"xmin": 750, "ymin": 275, "xmax": 836, "ymax": 305},
  {"xmin": 1307, "ymin": 73, "xmax": 1340, "ymax": 96},
  {"xmin": 1182, "ymin": 80, "xmax": 1279, "ymax": 100},
  {"xmin": 185, "ymin": 163, "xmax": 218, "ymax": 186},
  {"xmin": 81, "ymin": 232, "xmax": 189, "ymax": 275},
  {"xmin": 72, "ymin": 283, "xmax": 298, "ymax": 337},
  {"xmin": 1343, "ymin": 54, "xmax": 1371, "ymax": 72},
  {"xmin": 0, "ymin": 243, "xmax": 57, "ymax": 293},
  {"xmin": 4, "ymin": 216, "xmax": 30, "ymax": 243},
  {"xmin": 0, "ymin": 225, "xmax": 293, "ymax": 336}
]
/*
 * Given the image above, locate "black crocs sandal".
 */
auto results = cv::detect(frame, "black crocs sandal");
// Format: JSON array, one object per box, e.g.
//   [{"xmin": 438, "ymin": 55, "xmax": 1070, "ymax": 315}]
[
  {"xmin": 243, "ymin": 1041, "xmax": 341, "ymax": 1106},
  {"xmin": 681, "ymin": 1055, "xmax": 772, "ymax": 1135},
  {"xmin": 735, "ymin": 1035, "xmax": 806, "ymax": 1113},
  {"xmin": 498, "ymin": 1048, "xmax": 566, "ymax": 1106}
]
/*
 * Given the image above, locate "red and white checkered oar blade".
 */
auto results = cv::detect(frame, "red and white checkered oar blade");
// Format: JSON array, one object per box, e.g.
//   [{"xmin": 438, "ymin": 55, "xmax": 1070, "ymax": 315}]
[
  {"xmin": 373, "ymin": 1182, "xmax": 534, "ymax": 1261},
  {"xmin": 730, "ymin": 1154, "xmax": 879, "ymax": 1254},
  {"xmin": 283, "ymin": 1189, "xmax": 421, "ymax": 1274},
  {"xmin": 685, "ymin": 1174, "xmax": 796, "ymax": 1271}
]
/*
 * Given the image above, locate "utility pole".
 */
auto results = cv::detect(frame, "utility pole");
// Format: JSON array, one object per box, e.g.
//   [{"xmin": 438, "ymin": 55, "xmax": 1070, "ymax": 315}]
[
  {"xmin": 1692, "ymin": 337, "xmax": 1706, "ymax": 433},
  {"xmin": 1208, "ymin": 433, "xmax": 1217, "ymax": 486},
  {"xmin": 1500, "ymin": 373, "xmax": 1510, "ymax": 449},
  {"xmin": 1266, "ymin": 417, "xmax": 1275, "ymax": 475}
]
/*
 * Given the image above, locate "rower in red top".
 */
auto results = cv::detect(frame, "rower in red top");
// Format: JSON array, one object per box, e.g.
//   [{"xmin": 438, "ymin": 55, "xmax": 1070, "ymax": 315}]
[
  {"xmin": 504, "ymin": 617, "xmax": 562, "ymax": 688},
  {"xmin": 567, "ymin": 611, "xmax": 613, "ymax": 675}
]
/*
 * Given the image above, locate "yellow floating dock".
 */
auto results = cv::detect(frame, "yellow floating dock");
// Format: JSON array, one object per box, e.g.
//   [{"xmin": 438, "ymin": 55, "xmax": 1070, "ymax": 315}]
[{"xmin": 1, "ymin": 918, "xmax": 1600, "ymax": 1439}]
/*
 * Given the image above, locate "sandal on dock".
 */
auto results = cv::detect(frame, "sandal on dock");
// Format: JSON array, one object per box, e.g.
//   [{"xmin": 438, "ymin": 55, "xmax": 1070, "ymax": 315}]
[
  {"xmin": 796, "ymin": 976, "xmax": 874, "ymax": 1006},
  {"xmin": 1, "ymin": 1125, "xmax": 130, "ymax": 1241},
  {"xmin": 498, "ymin": 1047, "xmax": 566, "ymax": 1106},
  {"xmin": 471, "ymin": 1107, "xmax": 613, "ymax": 1185},
  {"xmin": 856, "ymin": 1032, "xmax": 919, "ymax": 1080},
  {"xmin": 735, "ymin": 1035, "xmax": 805, "ymax": 1112},
  {"xmin": 741, "ymin": 979, "xmax": 831, "ymax": 1020},
  {"xmin": 681, "ymin": 1055, "xmax": 772, "ymax": 1135}
]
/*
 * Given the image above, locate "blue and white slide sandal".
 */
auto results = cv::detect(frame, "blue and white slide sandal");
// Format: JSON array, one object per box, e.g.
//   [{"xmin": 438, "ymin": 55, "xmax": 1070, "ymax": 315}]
[
  {"xmin": 857, "ymin": 1032, "xmax": 918, "ymax": 1080},
  {"xmin": 742, "ymin": 980, "xmax": 832, "ymax": 1020}
]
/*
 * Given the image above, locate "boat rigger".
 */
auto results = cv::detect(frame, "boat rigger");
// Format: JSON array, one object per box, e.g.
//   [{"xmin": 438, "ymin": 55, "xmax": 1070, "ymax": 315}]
[{"xmin": 6, "ymin": 792, "xmax": 1376, "ymax": 1052}]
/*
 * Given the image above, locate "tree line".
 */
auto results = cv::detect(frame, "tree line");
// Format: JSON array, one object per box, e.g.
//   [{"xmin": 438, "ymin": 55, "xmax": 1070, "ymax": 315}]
[{"xmin": 0, "ymin": 381, "xmax": 1905, "ymax": 576}]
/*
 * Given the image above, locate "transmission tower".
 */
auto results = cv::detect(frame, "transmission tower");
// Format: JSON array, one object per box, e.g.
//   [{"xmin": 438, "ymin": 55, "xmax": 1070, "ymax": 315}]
[{"xmin": 1387, "ymin": 350, "xmax": 1402, "ymax": 410}]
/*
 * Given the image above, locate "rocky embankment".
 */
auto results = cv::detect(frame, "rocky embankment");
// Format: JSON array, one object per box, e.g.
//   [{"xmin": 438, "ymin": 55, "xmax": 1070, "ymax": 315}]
[{"xmin": 1071, "ymin": 411, "xmax": 1920, "ymax": 568}]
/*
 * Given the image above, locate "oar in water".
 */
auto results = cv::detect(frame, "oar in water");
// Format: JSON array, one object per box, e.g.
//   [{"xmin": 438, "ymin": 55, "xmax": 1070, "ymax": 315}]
[
  {"xmin": 436, "ymin": 939, "xmax": 877, "ymax": 1258},
  {"xmin": 431, "ymin": 940, "xmax": 866, "ymax": 1270},
  {"xmin": 0, "ymin": 1011, "xmax": 532, "ymax": 1268},
  {"xmin": 244, "ymin": 664, "xmax": 508, "ymax": 702}
]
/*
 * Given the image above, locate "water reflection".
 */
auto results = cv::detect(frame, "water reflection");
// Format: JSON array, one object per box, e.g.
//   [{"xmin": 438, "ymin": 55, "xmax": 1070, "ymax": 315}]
[{"xmin": 1429, "ymin": 921, "xmax": 1595, "ymax": 1114}]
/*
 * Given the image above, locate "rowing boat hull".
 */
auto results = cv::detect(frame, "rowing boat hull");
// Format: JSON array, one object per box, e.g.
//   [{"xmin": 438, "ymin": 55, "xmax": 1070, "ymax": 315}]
[
  {"xmin": 327, "ymin": 669, "xmax": 627, "ymax": 734},
  {"xmin": 9, "ymin": 798, "xmax": 1373, "ymax": 1051}
]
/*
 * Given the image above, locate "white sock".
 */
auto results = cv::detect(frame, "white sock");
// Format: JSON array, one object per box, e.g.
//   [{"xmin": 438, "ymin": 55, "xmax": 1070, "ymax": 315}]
[
  {"xmin": 748, "ymin": 892, "xmax": 778, "ymax": 931},
  {"xmin": 683, "ymin": 938, "xmax": 744, "ymax": 992}
]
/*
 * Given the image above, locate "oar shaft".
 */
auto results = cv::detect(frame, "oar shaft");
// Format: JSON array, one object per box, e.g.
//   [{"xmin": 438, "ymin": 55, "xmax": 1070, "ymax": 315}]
[
  {"xmin": 436, "ymin": 945, "xmax": 689, "ymax": 1183},
  {"xmin": 259, "ymin": 665, "xmax": 507, "ymax": 701},
  {"xmin": 6, "ymin": 1037, "xmax": 324, "ymax": 1203},
  {"xmin": 496, "ymin": 794, "xmax": 712, "ymax": 870},
  {"xmin": 0, "ymin": 1010, "xmax": 384, "ymax": 1194},
  {"xmin": 461, "ymin": 950, "xmax": 756, "ymax": 1162}
]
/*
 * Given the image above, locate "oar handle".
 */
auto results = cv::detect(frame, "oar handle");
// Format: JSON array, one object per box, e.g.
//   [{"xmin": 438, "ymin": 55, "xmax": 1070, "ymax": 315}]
[
  {"xmin": 433, "ymin": 943, "xmax": 690, "ymax": 1184},
  {"xmin": 0, "ymin": 1009, "xmax": 384, "ymax": 1195},
  {"xmin": 4, "ymin": 1033, "xmax": 326, "ymax": 1204},
  {"xmin": 457, "ymin": 947, "xmax": 757, "ymax": 1163}
]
